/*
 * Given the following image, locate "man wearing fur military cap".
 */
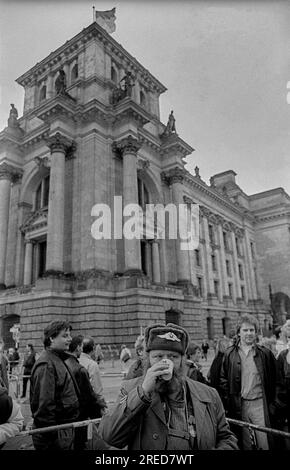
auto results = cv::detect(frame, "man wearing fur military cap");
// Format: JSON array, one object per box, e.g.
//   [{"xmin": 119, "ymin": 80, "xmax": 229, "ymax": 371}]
[{"xmin": 99, "ymin": 322, "xmax": 238, "ymax": 450}]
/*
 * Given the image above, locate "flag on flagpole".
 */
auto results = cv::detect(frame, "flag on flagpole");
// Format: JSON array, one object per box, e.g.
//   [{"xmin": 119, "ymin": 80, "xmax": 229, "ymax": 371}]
[{"xmin": 95, "ymin": 7, "xmax": 116, "ymax": 34}]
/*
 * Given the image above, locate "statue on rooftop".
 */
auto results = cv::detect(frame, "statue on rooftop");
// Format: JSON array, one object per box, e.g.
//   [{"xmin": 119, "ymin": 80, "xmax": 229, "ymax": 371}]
[
  {"xmin": 8, "ymin": 104, "xmax": 19, "ymax": 128},
  {"xmin": 119, "ymin": 71, "xmax": 135, "ymax": 98},
  {"xmin": 55, "ymin": 68, "xmax": 67, "ymax": 95},
  {"xmin": 165, "ymin": 110, "xmax": 176, "ymax": 134}
]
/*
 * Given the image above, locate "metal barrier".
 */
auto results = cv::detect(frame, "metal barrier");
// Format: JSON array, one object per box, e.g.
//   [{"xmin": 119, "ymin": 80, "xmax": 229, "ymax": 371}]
[{"xmin": 16, "ymin": 415, "xmax": 290, "ymax": 440}]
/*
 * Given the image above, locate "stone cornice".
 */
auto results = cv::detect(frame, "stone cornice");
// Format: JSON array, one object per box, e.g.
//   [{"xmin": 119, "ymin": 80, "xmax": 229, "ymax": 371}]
[
  {"xmin": 34, "ymin": 96, "xmax": 78, "ymax": 124},
  {"xmin": 183, "ymin": 195, "xmax": 245, "ymax": 236},
  {"xmin": 0, "ymin": 163, "xmax": 23, "ymax": 182},
  {"xmin": 182, "ymin": 170, "xmax": 256, "ymax": 221},
  {"xmin": 109, "ymin": 98, "xmax": 150, "ymax": 128},
  {"xmin": 255, "ymin": 212, "xmax": 290, "ymax": 223},
  {"xmin": 45, "ymin": 132, "xmax": 76, "ymax": 154},
  {"xmin": 22, "ymin": 126, "xmax": 50, "ymax": 150},
  {"xmin": 160, "ymin": 133, "xmax": 194, "ymax": 158},
  {"xmin": 16, "ymin": 22, "xmax": 167, "ymax": 95}
]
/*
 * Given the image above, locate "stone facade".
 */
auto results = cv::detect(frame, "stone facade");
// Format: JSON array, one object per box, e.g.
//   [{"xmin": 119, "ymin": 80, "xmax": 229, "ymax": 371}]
[{"xmin": 0, "ymin": 21, "xmax": 287, "ymax": 350}]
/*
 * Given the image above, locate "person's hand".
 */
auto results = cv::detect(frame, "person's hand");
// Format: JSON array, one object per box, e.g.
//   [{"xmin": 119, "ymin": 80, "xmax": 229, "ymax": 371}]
[{"xmin": 141, "ymin": 360, "xmax": 173, "ymax": 395}]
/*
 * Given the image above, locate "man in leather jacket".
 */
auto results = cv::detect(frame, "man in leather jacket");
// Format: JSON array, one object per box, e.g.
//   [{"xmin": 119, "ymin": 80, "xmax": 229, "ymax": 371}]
[{"xmin": 30, "ymin": 320, "xmax": 79, "ymax": 450}]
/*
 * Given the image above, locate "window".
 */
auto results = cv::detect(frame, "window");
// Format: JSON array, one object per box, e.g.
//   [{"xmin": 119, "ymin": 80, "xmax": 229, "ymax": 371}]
[
  {"xmin": 141, "ymin": 240, "xmax": 149, "ymax": 276},
  {"xmin": 226, "ymin": 259, "xmax": 231, "ymax": 276},
  {"xmin": 236, "ymin": 236, "xmax": 242, "ymax": 256},
  {"xmin": 208, "ymin": 224, "xmax": 215, "ymax": 244},
  {"xmin": 34, "ymin": 175, "xmax": 50, "ymax": 211},
  {"xmin": 197, "ymin": 277, "xmax": 203, "ymax": 297},
  {"xmin": 195, "ymin": 249, "xmax": 201, "ymax": 267},
  {"xmin": 214, "ymin": 280, "xmax": 219, "ymax": 298},
  {"xmin": 211, "ymin": 254, "xmax": 217, "ymax": 271},
  {"xmin": 250, "ymin": 242, "xmax": 255, "ymax": 259},
  {"xmin": 71, "ymin": 63, "xmax": 78, "ymax": 82},
  {"xmin": 228, "ymin": 283, "xmax": 233, "ymax": 299},
  {"xmin": 238, "ymin": 264, "xmax": 244, "ymax": 280},
  {"xmin": 39, "ymin": 85, "xmax": 47, "ymax": 102},
  {"xmin": 38, "ymin": 240, "xmax": 47, "ymax": 278},
  {"xmin": 241, "ymin": 285, "xmax": 245, "ymax": 300},
  {"xmin": 223, "ymin": 231, "xmax": 229, "ymax": 250}
]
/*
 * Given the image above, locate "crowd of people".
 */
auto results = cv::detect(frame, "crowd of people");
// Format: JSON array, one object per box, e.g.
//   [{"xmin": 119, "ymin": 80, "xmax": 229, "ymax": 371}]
[{"xmin": 0, "ymin": 315, "xmax": 290, "ymax": 450}]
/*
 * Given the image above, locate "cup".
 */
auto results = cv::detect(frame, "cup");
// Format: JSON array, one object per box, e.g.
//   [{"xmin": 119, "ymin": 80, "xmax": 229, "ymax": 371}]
[{"xmin": 160, "ymin": 359, "xmax": 174, "ymax": 381}]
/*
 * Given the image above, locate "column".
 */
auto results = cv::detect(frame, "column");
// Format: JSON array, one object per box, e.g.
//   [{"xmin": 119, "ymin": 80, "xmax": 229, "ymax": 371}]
[
  {"xmin": 169, "ymin": 169, "xmax": 191, "ymax": 284},
  {"xmin": 23, "ymin": 240, "xmax": 34, "ymax": 286},
  {"xmin": 151, "ymin": 239, "xmax": 161, "ymax": 283},
  {"xmin": 244, "ymin": 229, "xmax": 257, "ymax": 299},
  {"xmin": 230, "ymin": 230, "xmax": 242, "ymax": 299},
  {"xmin": 46, "ymin": 73, "xmax": 54, "ymax": 99},
  {"xmin": 0, "ymin": 164, "xmax": 14, "ymax": 288},
  {"xmin": 217, "ymin": 224, "xmax": 229, "ymax": 297},
  {"xmin": 45, "ymin": 132, "xmax": 74, "ymax": 272},
  {"xmin": 203, "ymin": 216, "xmax": 214, "ymax": 295},
  {"xmin": 113, "ymin": 135, "xmax": 142, "ymax": 274},
  {"xmin": 5, "ymin": 174, "xmax": 22, "ymax": 287}
]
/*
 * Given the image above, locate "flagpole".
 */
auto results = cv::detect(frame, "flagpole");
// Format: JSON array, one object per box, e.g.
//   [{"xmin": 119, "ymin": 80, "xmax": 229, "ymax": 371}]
[{"xmin": 92, "ymin": 5, "xmax": 95, "ymax": 22}]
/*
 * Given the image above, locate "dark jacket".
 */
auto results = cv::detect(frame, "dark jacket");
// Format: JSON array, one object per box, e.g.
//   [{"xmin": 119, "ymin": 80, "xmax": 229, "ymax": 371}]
[
  {"xmin": 219, "ymin": 342, "xmax": 277, "ymax": 448},
  {"xmin": 207, "ymin": 352, "xmax": 225, "ymax": 397},
  {"xmin": 0, "ymin": 356, "xmax": 9, "ymax": 390},
  {"xmin": 23, "ymin": 351, "xmax": 36, "ymax": 374},
  {"xmin": 186, "ymin": 360, "xmax": 209, "ymax": 385},
  {"xmin": 64, "ymin": 353, "xmax": 106, "ymax": 419},
  {"xmin": 99, "ymin": 376, "xmax": 238, "ymax": 450},
  {"xmin": 30, "ymin": 349, "xmax": 80, "ymax": 429},
  {"xmin": 275, "ymin": 350, "xmax": 290, "ymax": 426}
]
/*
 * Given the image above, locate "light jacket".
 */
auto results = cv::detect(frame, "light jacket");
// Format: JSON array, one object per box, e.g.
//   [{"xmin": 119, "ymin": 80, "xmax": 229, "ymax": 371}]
[
  {"xmin": 99, "ymin": 376, "xmax": 238, "ymax": 450},
  {"xmin": 0, "ymin": 400, "xmax": 24, "ymax": 446}
]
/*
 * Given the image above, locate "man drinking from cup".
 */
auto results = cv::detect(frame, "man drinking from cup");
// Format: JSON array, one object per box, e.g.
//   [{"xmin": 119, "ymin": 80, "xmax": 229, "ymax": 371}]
[{"xmin": 99, "ymin": 323, "xmax": 238, "ymax": 450}]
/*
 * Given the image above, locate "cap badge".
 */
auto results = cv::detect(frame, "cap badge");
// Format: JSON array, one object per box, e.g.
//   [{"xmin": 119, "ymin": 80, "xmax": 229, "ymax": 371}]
[{"xmin": 157, "ymin": 332, "xmax": 181, "ymax": 342}]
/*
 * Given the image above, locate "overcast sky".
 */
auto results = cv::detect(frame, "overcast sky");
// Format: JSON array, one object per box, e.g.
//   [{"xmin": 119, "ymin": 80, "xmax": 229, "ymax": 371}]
[{"xmin": 1, "ymin": 0, "xmax": 290, "ymax": 196}]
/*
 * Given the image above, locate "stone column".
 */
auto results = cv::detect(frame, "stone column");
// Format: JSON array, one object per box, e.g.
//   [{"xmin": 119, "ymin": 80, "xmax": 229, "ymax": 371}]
[
  {"xmin": 46, "ymin": 73, "xmax": 54, "ymax": 99},
  {"xmin": 151, "ymin": 239, "xmax": 161, "ymax": 283},
  {"xmin": 230, "ymin": 230, "xmax": 242, "ymax": 299},
  {"xmin": 169, "ymin": 169, "xmax": 191, "ymax": 284},
  {"xmin": 5, "ymin": 173, "xmax": 22, "ymax": 287},
  {"xmin": 23, "ymin": 240, "xmax": 34, "ymax": 286},
  {"xmin": 202, "ymin": 216, "xmax": 214, "ymax": 295},
  {"xmin": 113, "ymin": 136, "xmax": 142, "ymax": 274},
  {"xmin": 45, "ymin": 133, "xmax": 74, "ymax": 272},
  {"xmin": 217, "ymin": 224, "xmax": 229, "ymax": 297},
  {"xmin": 244, "ymin": 229, "xmax": 257, "ymax": 299},
  {"xmin": 0, "ymin": 164, "xmax": 16, "ymax": 288}
]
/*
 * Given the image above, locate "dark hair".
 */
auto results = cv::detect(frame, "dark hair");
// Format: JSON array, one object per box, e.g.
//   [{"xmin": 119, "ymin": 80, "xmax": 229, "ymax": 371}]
[
  {"xmin": 69, "ymin": 335, "xmax": 84, "ymax": 353},
  {"xmin": 82, "ymin": 337, "xmax": 95, "ymax": 354},
  {"xmin": 27, "ymin": 343, "xmax": 34, "ymax": 351},
  {"xmin": 43, "ymin": 321, "xmax": 72, "ymax": 348},
  {"xmin": 186, "ymin": 342, "xmax": 201, "ymax": 359},
  {"xmin": 236, "ymin": 314, "xmax": 259, "ymax": 335}
]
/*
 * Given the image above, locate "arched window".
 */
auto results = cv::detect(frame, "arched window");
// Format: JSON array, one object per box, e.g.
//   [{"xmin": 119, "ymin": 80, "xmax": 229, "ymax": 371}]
[
  {"xmin": 34, "ymin": 175, "xmax": 50, "ymax": 211},
  {"xmin": 39, "ymin": 85, "xmax": 47, "ymax": 102},
  {"xmin": 111, "ymin": 66, "xmax": 118, "ymax": 84},
  {"xmin": 140, "ymin": 90, "xmax": 146, "ymax": 107},
  {"xmin": 71, "ymin": 63, "xmax": 78, "ymax": 82}
]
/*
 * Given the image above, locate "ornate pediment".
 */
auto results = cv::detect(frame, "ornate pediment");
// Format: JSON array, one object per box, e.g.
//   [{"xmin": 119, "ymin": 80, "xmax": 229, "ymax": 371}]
[{"xmin": 21, "ymin": 208, "xmax": 48, "ymax": 234}]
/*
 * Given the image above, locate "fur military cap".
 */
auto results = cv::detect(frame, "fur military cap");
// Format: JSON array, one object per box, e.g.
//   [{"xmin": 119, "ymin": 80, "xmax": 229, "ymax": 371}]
[{"xmin": 144, "ymin": 323, "xmax": 189, "ymax": 355}]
